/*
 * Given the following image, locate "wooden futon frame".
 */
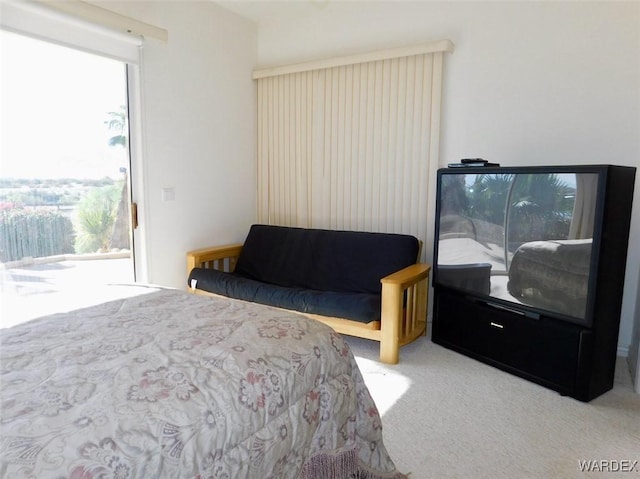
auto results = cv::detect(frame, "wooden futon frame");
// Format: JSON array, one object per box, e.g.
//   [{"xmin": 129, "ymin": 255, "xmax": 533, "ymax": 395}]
[{"xmin": 187, "ymin": 226, "xmax": 430, "ymax": 364}]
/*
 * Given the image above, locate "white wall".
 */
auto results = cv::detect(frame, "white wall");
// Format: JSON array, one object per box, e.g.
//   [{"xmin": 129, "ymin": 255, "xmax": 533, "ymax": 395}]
[
  {"xmin": 630, "ymin": 269, "xmax": 640, "ymax": 392},
  {"xmin": 246, "ymin": 1, "xmax": 640, "ymax": 354},
  {"xmin": 89, "ymin": 1, "xmax": 639, "ymax": 360},
  {"xmin": 94, "ymin": 1, "xmax": 258, "ymax": 289}
]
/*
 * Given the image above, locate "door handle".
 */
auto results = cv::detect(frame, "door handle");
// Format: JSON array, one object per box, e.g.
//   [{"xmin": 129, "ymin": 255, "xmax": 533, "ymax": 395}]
[{"xmin": 131, "ymin": 202, "xmax": 138, "ymax": 229}]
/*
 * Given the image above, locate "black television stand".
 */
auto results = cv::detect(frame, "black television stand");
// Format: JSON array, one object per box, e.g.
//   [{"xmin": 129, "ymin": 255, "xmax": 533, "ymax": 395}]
[{"xmin": 432, "ymin": 287, "xmax": 597, "ymax": 401}]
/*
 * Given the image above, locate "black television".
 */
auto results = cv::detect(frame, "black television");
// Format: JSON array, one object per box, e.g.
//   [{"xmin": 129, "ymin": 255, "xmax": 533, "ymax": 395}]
[{"xmin": 433, "ymin": 165, "xmax": 625, "ymax": 327}]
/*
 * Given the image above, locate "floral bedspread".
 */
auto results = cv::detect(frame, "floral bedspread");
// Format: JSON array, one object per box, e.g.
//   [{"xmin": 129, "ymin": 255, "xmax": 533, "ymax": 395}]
[{"xmin": 0, "ymin": 287, "xmax": 405, "ymax": 479}]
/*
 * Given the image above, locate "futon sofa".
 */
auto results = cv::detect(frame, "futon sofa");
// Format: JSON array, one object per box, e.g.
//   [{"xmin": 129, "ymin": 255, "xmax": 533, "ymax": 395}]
[{"xmin": 187, "ymin": 224, "xmax": 431, "ymax": 364}]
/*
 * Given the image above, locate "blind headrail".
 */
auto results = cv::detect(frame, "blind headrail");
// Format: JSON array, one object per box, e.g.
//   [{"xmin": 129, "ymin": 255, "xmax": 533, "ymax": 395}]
[
  {"xmin": 34, "ymin": 0, "xmax": 168, "ymax": 42},
  {"xmin": 252, "ymin": 39, "xmax": 454, "ymax": 80}
]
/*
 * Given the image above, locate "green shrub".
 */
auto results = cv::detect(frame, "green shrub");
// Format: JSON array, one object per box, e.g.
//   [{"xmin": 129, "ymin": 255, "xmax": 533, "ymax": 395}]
[
  {"xmin": 0, "ymin": 204, "xmax": 74, "ymax": 262},
  {"xmin": 74, "ymin": 185, "xmax": 120, "ymax": 254}
]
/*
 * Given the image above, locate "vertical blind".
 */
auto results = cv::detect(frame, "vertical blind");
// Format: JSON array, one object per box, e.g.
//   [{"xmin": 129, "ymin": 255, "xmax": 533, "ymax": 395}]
[{"xmin": 255, "ymin": 41, "xmax": 453, "ymax": 258}]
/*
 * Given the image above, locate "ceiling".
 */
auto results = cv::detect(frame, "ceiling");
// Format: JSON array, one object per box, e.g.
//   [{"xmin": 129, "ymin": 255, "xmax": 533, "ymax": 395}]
[{"xmin": 215, "ymin": 0, "xmax": 335, "ymax": 25}]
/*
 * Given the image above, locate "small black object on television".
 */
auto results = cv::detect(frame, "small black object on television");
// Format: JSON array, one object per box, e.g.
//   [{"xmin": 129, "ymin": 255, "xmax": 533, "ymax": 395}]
[{"xmin": 431, "ymin": 164, "xmax": 636, "ymax": 401}]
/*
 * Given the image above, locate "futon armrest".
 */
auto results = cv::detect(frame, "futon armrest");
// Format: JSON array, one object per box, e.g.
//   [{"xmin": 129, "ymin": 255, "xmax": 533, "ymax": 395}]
[
  {"xmin": 186, "ymin": 243, "xmax": 243, "ymax": 279},
  {"xmin": 379, "ymin": 263, "xmax": 431, "ymax": 364},
  {"xmin": 381, "ymin": 263, "xmax": 430, "ymax": 289}
]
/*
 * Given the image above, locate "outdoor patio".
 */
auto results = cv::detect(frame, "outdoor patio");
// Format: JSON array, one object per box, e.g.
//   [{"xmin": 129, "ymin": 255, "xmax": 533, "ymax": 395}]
[{"xmin": 0, "ymin": 253, "xmax": 136, "ymax": 329}]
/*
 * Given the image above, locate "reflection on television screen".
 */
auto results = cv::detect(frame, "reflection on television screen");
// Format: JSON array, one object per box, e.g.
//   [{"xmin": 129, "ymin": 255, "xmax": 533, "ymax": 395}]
[{"xmin": 436, "ymin": 172, "xmax": 597, "ymax": 320}]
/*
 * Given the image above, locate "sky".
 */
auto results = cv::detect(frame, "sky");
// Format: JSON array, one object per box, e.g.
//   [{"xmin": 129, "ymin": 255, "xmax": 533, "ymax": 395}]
[{"xmin": 0, "ymin": 30, "xmax": 128, "ymax": 180}]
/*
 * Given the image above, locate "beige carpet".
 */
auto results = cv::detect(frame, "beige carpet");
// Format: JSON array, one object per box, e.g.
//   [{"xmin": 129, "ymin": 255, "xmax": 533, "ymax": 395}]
[{"xmin": 348, "ymin": 334, "xmax": 640, "ymax": 479}]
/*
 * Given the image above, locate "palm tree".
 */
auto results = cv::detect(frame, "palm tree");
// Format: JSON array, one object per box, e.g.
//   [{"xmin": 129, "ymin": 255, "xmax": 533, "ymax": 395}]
[
  {"xmin": 104, "ymin": 105, "xmax": 130, "ymax": 250},
  {"xmin": 507, "ymin": 173, "xmax": 574, "ymax": 246},
  {"xmin": 461, "ymin": 173, "xmax": 574, "ymax": 253},
  {"xmin": 467, "ymin": 174, "xmax": 514, "ymax": 226},
  {"xmin": 105, "ymin": 105, "xmax": 127, "ymax": 147}
]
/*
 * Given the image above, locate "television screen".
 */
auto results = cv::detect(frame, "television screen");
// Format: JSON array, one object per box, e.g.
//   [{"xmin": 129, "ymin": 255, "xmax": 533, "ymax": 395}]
[{"xmin": 434, "ymin": 168, "xmax": 601, "ymax": 323}]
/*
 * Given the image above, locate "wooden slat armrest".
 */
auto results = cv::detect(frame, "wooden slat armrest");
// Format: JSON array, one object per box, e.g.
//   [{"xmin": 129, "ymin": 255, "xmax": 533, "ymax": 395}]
[
  {"xmin": 379, "ymin": 263, "xmax": 431, "ymax": 364},
  {"xmin": 186, "ymin": 243, "xmax": 243, "ymax": 274},
  {"xmin": 380, "ymin": 263, "xmax": 431, "ymax": 289}
]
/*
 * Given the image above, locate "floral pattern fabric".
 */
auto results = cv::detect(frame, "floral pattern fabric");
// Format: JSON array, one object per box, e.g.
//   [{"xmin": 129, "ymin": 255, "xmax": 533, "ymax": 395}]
[{"xmin": 0, "ymin": 288, "xmax": 405, "ymax": 479}]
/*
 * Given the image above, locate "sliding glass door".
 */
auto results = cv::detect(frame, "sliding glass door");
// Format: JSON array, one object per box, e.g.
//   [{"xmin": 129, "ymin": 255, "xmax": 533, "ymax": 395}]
[{"xmin": 0, "ymin": 30, "xmax": 135, "ymax": 326}]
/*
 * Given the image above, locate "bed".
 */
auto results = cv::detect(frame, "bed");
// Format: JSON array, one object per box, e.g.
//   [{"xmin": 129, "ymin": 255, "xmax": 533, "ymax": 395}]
[{"xmin": 0, "ymin": 286, "xmax": 405, "ymax": 479}]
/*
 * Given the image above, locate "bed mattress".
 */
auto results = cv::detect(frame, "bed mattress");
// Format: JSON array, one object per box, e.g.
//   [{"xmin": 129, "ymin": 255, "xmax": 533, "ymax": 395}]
[{"xmin": 0, "ymin": 287, "xmax": 405, "ymax": 479}]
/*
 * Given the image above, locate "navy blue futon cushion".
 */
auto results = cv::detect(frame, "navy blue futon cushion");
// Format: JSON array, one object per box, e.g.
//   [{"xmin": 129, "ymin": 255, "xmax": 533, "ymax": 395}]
[
  {"xmin": 188, "ymin": 268, "xmax": 381, "ymax": 323},
  {"xmin": 234, "ymin": 224, "xmax": 419, "ymax": 295}
]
